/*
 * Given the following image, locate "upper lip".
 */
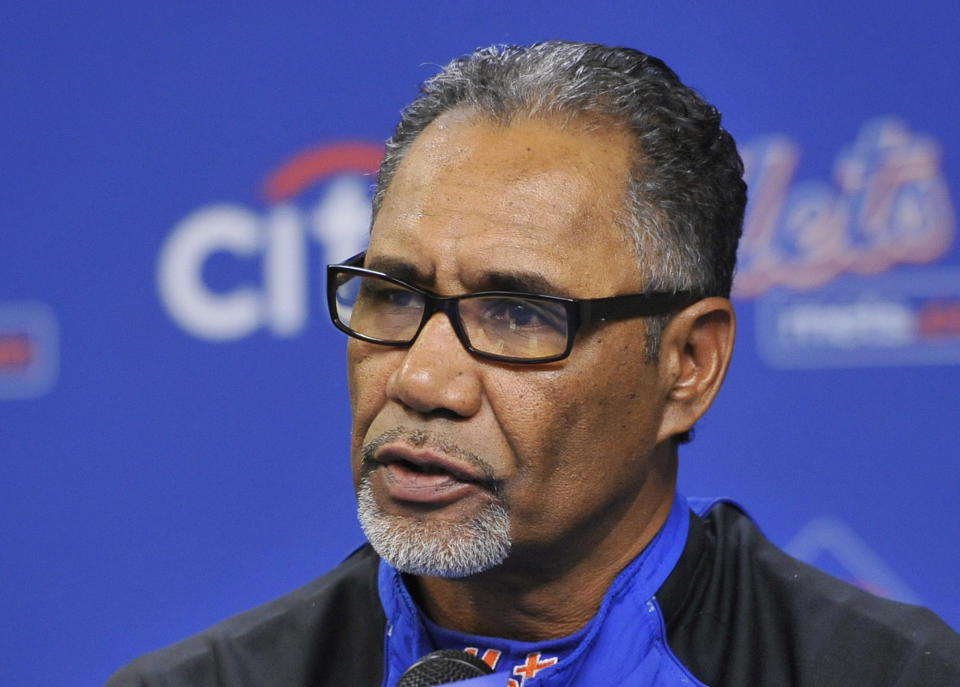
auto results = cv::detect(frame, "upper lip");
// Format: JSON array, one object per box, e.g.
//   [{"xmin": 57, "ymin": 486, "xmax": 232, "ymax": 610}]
[{"xmin": 373, "ymin": 443, "xmax": 488, "ymax": 483}]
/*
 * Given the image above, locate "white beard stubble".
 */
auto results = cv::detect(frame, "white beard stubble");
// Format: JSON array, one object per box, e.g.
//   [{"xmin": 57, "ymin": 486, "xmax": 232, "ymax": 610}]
[{"xmin": 356, "ymin": 475, "xmax": 512, "ymax": 578}]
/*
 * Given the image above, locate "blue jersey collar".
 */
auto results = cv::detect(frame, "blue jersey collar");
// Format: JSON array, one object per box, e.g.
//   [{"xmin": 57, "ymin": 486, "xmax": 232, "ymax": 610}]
[{"xmin": 377, "ymin": 492, "xmax": 701, "ymax": 686}]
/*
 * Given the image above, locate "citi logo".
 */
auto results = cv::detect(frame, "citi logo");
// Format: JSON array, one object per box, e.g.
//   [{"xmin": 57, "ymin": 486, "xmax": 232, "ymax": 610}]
[{"xmin": 156, "ymin": 142, "xmax": 382, "ymax": 341}]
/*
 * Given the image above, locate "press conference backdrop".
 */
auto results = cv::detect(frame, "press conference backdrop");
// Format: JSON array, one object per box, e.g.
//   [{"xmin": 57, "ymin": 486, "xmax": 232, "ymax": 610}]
[{"xmin": 2, "ymin": 3, "xmax": 958, "ymax": 685}]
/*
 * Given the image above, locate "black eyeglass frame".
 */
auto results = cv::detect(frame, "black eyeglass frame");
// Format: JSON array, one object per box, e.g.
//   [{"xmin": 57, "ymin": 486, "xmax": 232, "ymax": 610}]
[{"xmin": 326, "ymin": 252, "xmax": 700, "ymax": 364}]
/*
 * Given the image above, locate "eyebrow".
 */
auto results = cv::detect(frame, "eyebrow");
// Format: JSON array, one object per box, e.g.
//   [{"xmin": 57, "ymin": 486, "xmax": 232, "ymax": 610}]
[
  {"xmin": 364, "ymin": 256, "xmax": 434, "ymax": 287},
  {"xmin": 476, "ymin": 270, "xmax": 572, "ymax": 298},
  {"xmin": 364, "ymin": 256, "xmax": 570, "ymax": 297}
]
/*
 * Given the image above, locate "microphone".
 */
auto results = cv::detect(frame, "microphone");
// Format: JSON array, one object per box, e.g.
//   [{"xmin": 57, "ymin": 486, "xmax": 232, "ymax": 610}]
[{"xmin": 397, "ymin": 649, "xmax": 496, "ymax": 686}]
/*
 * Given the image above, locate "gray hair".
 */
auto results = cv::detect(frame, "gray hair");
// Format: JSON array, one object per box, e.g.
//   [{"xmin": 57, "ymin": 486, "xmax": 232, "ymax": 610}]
[{"xmin": 373, "ymin": 41, "xmax": 746, "ymax": 366}]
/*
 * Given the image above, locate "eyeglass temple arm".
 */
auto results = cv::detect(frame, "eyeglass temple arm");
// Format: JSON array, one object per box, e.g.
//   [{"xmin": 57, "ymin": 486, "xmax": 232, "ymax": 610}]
[
  {"xmin": 578, "ymin": 291, "xmax": 699, "ymax": 325},
  {"xmin": 340, "ymin": 251, "xmax": 367, "ymax": 267}
]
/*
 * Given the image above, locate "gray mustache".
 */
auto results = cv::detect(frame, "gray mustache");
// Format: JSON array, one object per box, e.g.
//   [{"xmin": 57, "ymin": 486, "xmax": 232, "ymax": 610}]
[{"xmin": 360, "ymin": 427, "xmax": 505, "ymax": 498}]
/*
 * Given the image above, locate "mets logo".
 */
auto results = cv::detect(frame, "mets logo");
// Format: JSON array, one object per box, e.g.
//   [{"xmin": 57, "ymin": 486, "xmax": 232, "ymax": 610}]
[
  {"xmin": 735, "ymin": 117, "xmax": 955, "ymax": 299},
  {"xmin": 156, "ymin": 141, "xmax": 382, "ymax": 341},
  {"xmin": 738, "ymin": 118, "xmax": 960, "ymax": 368},
  {"xmin": 464, "ymin": 648, "xmax": 560, "ymax": 686}
]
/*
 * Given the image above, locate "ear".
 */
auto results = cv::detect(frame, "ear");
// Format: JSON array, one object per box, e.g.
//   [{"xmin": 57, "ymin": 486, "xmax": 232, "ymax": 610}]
[{"xmin": 655, "ymin": 297, "xmax": 736, "ymax": 443}]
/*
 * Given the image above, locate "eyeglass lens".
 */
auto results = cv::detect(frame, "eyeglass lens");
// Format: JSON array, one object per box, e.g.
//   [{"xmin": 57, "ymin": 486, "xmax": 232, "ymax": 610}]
[{"xmin": 334, "ymin": 272, "xmax": 570, "ymax": 359}]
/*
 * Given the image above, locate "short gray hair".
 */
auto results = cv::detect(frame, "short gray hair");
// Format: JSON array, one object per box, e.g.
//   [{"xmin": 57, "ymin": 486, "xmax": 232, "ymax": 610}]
[{"xmin": 373, "ymin": 41, "xmax": 746, "ymax": 365}]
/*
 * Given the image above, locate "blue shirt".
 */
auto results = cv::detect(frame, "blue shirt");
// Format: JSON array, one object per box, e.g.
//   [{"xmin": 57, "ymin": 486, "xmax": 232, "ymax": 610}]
[{"xmin": 377, "ymin": 492, "xmax": 707, "ymax": 686}]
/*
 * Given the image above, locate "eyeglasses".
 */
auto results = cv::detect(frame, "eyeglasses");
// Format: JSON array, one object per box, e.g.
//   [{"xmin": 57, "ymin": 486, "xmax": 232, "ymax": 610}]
[{"xmin": 326, "ymin": 252, "xmax": 698, "ymax": 364}]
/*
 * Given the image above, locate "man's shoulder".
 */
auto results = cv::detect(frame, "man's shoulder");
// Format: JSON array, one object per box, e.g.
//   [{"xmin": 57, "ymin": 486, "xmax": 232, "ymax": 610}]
[
  {"xmin": 708, "ymin": 502, "xmax": 957, "ymax": 641},
  {"xmin": 105, "ymin": 544, "xmax": 385, "ymax": 687},
  {"xmin": 662, "ymin": 501, "xmax": 960, "ymax": 686}
]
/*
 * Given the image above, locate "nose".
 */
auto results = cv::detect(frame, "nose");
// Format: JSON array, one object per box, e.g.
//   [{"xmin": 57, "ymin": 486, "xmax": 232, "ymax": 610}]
[{"xmin": 386, "ymin": 312, "xmax": 483, "ymax": 417}]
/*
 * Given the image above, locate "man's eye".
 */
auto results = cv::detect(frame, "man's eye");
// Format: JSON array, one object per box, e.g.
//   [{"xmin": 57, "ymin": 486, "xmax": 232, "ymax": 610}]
[
  {"xmin": 383, "ymin": 289, "xmax": 417, "ymax": 307},
  {"xmin": 360, "ymin": 282, "xmax": 418, "ymax": 307},
  {"xmin": 504, "ymin": 303, "xmax": 538, "ymax": 328},
  {"xmin": 484, "ymin": 298, "xmax": 564, "ymax": 332}
]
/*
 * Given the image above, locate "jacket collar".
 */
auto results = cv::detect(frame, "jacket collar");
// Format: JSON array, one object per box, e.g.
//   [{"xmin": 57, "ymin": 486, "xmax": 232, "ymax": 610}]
[{"xmin": 376, "ymin": 492, "xmax": 696, "ymax": 686}]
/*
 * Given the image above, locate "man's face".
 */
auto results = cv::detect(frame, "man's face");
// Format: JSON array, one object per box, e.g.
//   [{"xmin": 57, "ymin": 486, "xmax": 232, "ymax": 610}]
[{"xmin": 349, "ymin": 110, "xmax": 677, "ymax": 578}]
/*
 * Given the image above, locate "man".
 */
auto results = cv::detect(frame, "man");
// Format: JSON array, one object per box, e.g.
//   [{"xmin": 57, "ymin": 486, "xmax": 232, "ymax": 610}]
[{"xmin": 108, "ymin": 41, "xmax": 960, "ymax": 686}]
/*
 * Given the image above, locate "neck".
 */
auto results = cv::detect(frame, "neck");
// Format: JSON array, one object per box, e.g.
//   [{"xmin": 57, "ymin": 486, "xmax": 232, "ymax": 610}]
[{"xmin": 410, "ymin": 455, "xmax": 678, "ymax": 641}]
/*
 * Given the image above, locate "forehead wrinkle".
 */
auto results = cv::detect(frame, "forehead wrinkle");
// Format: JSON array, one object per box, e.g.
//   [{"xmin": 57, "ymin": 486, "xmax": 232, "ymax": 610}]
[
  {"xmin": 377, "ymin": 169, "xmax": 608, "ymax": 269},
  {"xmin": 371, "ymin": 111, "xmax": 642, "ymax": 297},
  {"xmin": 380, "ymin": 111, "xmax": 629, "ymax": 234},
  {"xmin": 490, "ymin": 170, "xmax": 589, "ymax": 239}
]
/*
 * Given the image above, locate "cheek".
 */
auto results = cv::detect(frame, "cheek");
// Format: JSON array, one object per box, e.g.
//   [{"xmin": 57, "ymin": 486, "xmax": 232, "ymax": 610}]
[
  {"xmin": 346, "ymin": 344, "xmax": 393, "ymax": 447},
  {"xmin": 507, "ymin": 344, "xmax": 658, "ymax": 476},
  {"xmin": 486, "ymin": 376, "xmax": 627, "ymax": 537},
  {"xmin": 485, "ymin": 372, "xmax": 598, "ymax": 486},
  {"xmin": 345, "ymin": 342, "xmax": 365, "ymax": 408}
]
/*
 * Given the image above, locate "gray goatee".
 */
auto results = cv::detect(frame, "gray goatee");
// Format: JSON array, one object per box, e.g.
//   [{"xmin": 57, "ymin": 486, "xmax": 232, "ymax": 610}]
[{"xmin": 356, "ymin": 430, "xmax": 511, "ymax": 578}]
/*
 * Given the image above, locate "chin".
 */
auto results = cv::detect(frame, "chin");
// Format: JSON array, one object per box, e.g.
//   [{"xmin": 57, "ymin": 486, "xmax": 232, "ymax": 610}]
[{"xmin": 356, "ymin": 476, "xmax": 511, "ymax": 578}]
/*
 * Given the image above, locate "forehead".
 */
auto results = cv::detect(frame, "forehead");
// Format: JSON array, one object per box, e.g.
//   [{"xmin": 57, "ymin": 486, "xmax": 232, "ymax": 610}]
[{"xmin": 370, "ymin": 109, "xmax": 642, "ymax": 294}]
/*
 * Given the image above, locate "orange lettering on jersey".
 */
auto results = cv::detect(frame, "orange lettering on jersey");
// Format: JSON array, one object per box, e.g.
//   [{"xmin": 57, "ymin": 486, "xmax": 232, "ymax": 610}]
[
  {"xmin": 463, "ymin": 647, "xmax": 502, "ymax": 669},
  {"xmin": 513, "ymin": 652, "xmax": 559, "ymax": 681}
]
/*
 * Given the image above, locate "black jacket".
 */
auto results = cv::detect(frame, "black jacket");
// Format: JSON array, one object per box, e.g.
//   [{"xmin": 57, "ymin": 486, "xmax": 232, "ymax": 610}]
[{"xmin": 106, "ymin": 503, "xmax": 960, "ymax": 686}]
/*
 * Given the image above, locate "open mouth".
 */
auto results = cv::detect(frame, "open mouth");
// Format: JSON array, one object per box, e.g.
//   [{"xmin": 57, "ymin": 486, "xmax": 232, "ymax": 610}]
[
  {"xmin": 376, "ymin": 459, "xmax": 481, "ymax": 505},
  {"xmin": 372, "ymin": 446, "xmax": 486, "ymax": 484},
  {"xmin": 391, "ymin": 458, "xmax": 452, "ymax": 476},
  {"xmin": 369, "ymin": 447, "xmax": 495, "ymax": 506},
  {"xmin": 361, "ymin": 433, "xmax": 501, "ymax": 505}
]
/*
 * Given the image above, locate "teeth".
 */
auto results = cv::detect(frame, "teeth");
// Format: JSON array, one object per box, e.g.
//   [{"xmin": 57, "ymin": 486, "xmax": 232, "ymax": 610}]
[{"xmin": 401, "ymin": 460, "xmax": 446, "ymax": 475}]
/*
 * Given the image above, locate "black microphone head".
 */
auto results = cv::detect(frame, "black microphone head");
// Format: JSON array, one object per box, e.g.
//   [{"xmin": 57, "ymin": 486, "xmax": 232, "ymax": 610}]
[{"xmin": 397, "ymin": 649, "xmax": 494, "ymax": 687}]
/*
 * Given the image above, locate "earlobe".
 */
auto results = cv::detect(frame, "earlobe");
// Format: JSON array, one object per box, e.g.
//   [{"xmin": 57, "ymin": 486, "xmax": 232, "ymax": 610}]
[{"xmin": 657, "ymin": 298, "xmax": 736, "ymax": 441}]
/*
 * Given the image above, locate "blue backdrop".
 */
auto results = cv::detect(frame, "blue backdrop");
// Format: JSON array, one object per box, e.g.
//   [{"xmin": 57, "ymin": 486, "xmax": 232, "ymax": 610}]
[{"xmin": 2, "ymin": 3, "xmax": 958, "ymax": 685}]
